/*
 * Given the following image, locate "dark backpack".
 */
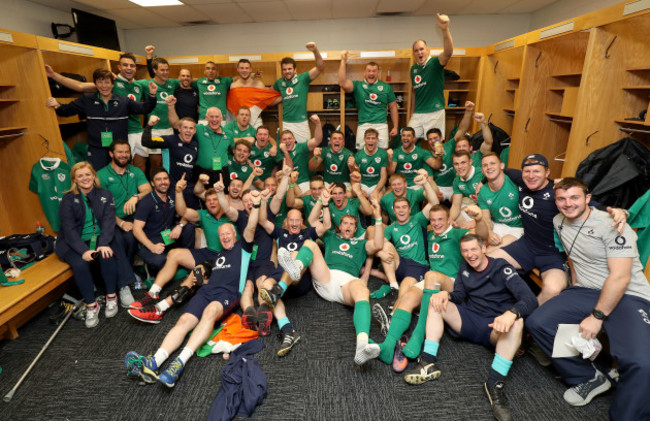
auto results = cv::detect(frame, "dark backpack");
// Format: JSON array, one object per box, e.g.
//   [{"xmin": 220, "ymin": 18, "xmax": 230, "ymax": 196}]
[
  {"xmin": 48, "ymin": 72, "xmax": 87, "ymax": 97},
  {"xmin": 0, "ymin": 233, "xmax": 56, "ymax": 270},
  {"xmin": 470, "ymin": 122, "xmax": 510, "ymax": 157}
]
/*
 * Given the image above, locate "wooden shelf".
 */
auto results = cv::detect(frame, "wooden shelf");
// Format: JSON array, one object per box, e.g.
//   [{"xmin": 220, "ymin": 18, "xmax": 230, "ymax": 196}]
[
  {"xmin": 0, "ymin": 84, "xmax": 16, "ymax": 88},
  {"xmin": 622, "ymin": 85, "xmax": 650, "ymax": 90},
  {"xmin": 505, "ymin": 88, "xmax": 517, "ymax": 92},
  {"xmin": 503, "ymin": 107, "xmax": 516, "ymax": 113},
  {"xmin": 626, "ymin": 67, "xmax": 650, "ymax": 72},
  {"xmin": 0, "ymin": 126, "xmax": 26, "ymax": 138},
  {"xmin": 615, "ymin": 119, "xmax": 650, "ymax": 127},
  {"xmin": 446, "ymin": 79, "xmax": 472, "ymax": 83},
  {"xmin": 446, "ymin": 89, "xmax": 470, "ymax": 93},
  {"xmin": 552, "ymin": 72, "xmax": 582, "ymax": 77},
  {"xmin": 445, "ymin": 107, "xmax": 466, "ymax": 111},
  {"xmin": 507, "ymin": 77, "xmax": 520, "ymax": 82},
  {"xmin": 0, "ymin": 99, "xmax": 20, "ymax": 103}
]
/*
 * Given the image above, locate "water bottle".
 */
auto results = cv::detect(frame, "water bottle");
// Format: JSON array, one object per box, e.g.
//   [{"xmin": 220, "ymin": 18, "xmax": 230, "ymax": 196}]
[{"xmin": 36, "ymin": 221, "xmax": 45, "ymax": 235}]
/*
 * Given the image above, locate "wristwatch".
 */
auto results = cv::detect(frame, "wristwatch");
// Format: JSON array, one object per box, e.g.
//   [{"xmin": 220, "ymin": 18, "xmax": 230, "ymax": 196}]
[
  {"xmin": 131, "ymin": 194, "xmax": 139, "ymax": 202},
  {"xmin": 592, "ymin": 309, "xmax": 607, "ymax": 320},
  {"xmin": 252, "ymin": 203, "xmax": 261, "ymax": 208},
  {"xmin": 178, "ymin": 222, "xmax": 185, "ymax": 228},
  {"xmin": 508, "ymin": 307, "xmax": 521, "ymax": 320}
]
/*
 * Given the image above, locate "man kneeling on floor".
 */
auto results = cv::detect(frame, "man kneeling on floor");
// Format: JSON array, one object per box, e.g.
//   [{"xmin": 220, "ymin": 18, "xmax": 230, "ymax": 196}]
[
  {"xmin": 402, "ymin": 234, "xmax": 537, "ymax": 421},
  {"xmin": 124, "ymin": 192, "xmax": 259, "ymax": 387}
]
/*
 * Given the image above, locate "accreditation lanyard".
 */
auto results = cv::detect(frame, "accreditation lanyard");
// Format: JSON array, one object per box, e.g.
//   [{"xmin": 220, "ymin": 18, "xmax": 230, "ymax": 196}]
[
  {"xmin": 99, "ymin": 94, "xmax": 114, "ymax": 147},
  {"xmin": 150, "ymin": 192, "xmax": 175, "ymax": 245},
  {"xmin": 211, "ymin": 130, "xmax": 224, "ymax": 170},
  {"xmin": 82, "ymin": 193, "xmax": 99, "ymax": 250}
]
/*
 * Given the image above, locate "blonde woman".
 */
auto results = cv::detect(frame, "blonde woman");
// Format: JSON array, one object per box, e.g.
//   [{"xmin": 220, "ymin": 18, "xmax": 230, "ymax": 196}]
[{"xmin": 56, "ymin": 162, "xmax": 119, "ymax": 328}]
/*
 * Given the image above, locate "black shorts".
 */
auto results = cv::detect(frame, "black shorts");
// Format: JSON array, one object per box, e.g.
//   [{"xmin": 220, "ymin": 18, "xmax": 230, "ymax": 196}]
[
  {"xmin": 190, "ymin": 248, "xmax": 219, "ymax": 266},
  {"xmin": 184, "ymin": 288, "xmax": 239, "ymax": 320},
  {"xmin": 247, "ymin": 261, "xmax": 281, "ymax": 283},
  {"xmin": 502, "ymin": 237, "xmax": 565, "ymax": 273},
  {"xmin": 447, "ymin": 304, "xmax": 496, "ymax": 349},
  {"xmin": 396, "ymin": 257, "xmax": 428, "ymax": 283}
]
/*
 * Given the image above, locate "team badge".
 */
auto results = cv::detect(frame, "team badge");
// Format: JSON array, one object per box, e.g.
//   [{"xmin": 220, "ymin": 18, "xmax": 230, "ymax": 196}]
[
  {"xmin": 411, "ymin": 154, "xmax": 417, "ymax": 160},
  {"xmin": 375, "ymin": 157, "xmax": 381, "ymax": 163},
  {"xmin": 377, "ymin": 85, "xmax": 383, "ymax": 91},
  {"xmin": 362, "ymin": 84, "xmax": 368, "ymax": 89},
  {"xmin": 57, "ymin": 173, "xmax": 66, "ymax": 182},
  {"xmin": 291, "ymin": 77, "xmax": 298, "ymax": 84},
  {"xmin": 134, "ymin": 87, "xmax": 140, "ymax": 94},
  {"xmin": 263, "ymin": 152, "xmax": 269, "ymax": 158}
]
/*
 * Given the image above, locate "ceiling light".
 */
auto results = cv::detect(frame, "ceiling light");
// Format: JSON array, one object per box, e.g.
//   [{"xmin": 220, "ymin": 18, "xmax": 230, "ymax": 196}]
[{"xmin": 129, "ymin": 0, "xmax": 183, "ymax": 6}]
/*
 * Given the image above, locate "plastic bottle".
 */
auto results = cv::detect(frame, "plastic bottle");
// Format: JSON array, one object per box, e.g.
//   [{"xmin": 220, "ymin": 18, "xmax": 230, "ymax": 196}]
[
  {"xmin": 386, "ymin": 68, "xmax": 392, "ymax": 82},
  {"xmin": 36, "ymin": 221, "xmax": 45, "ymax": 235}
]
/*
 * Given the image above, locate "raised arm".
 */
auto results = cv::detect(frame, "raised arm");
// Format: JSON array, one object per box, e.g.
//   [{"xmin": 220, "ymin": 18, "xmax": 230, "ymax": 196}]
[
  {"xmin": 386, "ymin": 148, "xmax": 396, "ymax": 175},
  {"xmin": 166, "ymin": 95, "xmax": 181, "ymax": 130},
  {"xmin": 436, "ymin": 13, "xmax": 453, "ymax": 67},
  {"xmin": 270, "ymin": 162, "xmax": 292, "ymax": 214},
  {"xmin": 352, "ymin": 183, "xmax": 374, "ymax": 216},
  {"xmin": 215, "ymin": 174, "xmax": 239, "ymax": 221},
  {"xmin": 258, "ymin": 189, "xmax": 276, "ymax": 235},
  {"xmin": 193, "ymin": 174, "xmax": 210, "ymax": 201},
  {"xmin": 242, "ymin": 166, "xmax": 262, "ymax": 194},
  {"xmin": 286, "ymin": 171, "xmax": 304, "ymax": 209},
  {"xmin": 307, "ymin": 114, "xmax": 323, "ymax": 151},
  {"xmin": 244, "ymin": 191, "xmax": 261, "ymax": 243},
  {"xmin": 307, "ymin": 42, "xmax": 324, "ymax": 80},
  {"xmin": 454, "ymin": 101, "xmax": 475, "ymax": 143},
  {"xmin": 313, "ymin": 189, "xmax": 332, "ymax": 237},
  {"xmin": 145, "ymin": 45, "xmax": 156, "ymax": 78},
  {"xmin": 338, "ymin": 51, "xmax": 354, "ymax": 93},
  {"xmin": 174, "ymin": 173, "xmax": 200, "ymax": 222},
  {"xmin": 365, "ymin": 198, "xmax": 384, "ymax": 254},
  {"xmin": 45, "ymin": 65, "xmax": 96, "ymax": 92},
  {"xmin": 388, "ymin": 101, "xmax": 399, "ymax": 137},
  {"xmin": 475, "ymin": 112, "xmax": 494, "ymax": 155}
]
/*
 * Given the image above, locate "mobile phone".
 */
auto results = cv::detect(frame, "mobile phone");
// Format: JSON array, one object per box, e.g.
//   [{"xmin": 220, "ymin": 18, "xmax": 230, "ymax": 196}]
[{"xmin": 193, "ymin": 267, "xmax": 204, "ymax": 286}]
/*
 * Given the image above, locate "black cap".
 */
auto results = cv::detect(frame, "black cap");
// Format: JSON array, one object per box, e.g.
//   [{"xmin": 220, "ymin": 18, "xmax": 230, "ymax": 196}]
[{"xmin": 521, "ymin": 153, "xmax": 549, "ymax": 168}]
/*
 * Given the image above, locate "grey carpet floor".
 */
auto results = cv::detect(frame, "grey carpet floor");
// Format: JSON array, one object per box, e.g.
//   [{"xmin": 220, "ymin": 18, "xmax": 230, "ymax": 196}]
[{"xmin": 0, "ymin": 277, "xmax": 612, "ymax": 421}]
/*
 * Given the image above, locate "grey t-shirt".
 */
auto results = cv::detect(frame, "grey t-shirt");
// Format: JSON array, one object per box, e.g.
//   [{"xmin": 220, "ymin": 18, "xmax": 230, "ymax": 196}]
[{"xmin": 553, "ymin": 208, "xmax": 650, "ymax": 302}]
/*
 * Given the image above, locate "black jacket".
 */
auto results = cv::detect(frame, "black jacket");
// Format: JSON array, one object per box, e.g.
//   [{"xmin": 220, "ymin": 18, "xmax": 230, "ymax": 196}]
[
  {"xmin": 56, "ymin": 187, "xmax": 116, "ymax": 257},
  {"xmin": 55, "ymin": 93, "xmax": 155, "ymax": 148}
]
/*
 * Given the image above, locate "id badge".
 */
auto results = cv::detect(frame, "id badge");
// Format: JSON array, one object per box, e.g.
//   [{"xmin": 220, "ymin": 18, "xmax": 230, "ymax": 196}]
[
  {"xmin": 89, "ymin": 234, "xmax": 98, "ymax": 251},
  {"xmin": 212, "ymin": 156, "xmax": 222, "ymax": 171},
  {"xmin": 161, "ymin": 229, "xmax": 175, "ymax": 245},
  {"xmin": 251, "ymin": 245, "xmax": 258, "ymax": 261},
  {"xmin": 101, "ymin": 131, "xmax": 113, "ymax": 147}
]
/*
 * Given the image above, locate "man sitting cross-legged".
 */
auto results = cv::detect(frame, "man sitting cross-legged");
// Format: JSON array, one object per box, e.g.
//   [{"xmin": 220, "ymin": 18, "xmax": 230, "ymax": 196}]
[
  {"xmin": 124, "ymin": 194, "xmax": 258, "ymax": 388},
  {"xmin": 276, "ymin": 198, "xmax": 385, "ymax": 365},
  {"xmin": 401, "ymin": 234, "xmax": 537, "ymax": 421}
]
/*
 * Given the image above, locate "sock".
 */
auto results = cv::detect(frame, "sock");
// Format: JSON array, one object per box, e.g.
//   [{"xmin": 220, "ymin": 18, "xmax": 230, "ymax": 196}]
[
  {"xmin": 277, "ymin": 316, "xmax": 293, "ymax": 333},
  {"xmin": 178, "ymin": 347, "xmax": 194, "ymax": 366},
  {"xmin": 149, "ymin": 284, "xmax": 162, "ymax": 298},
  {"xmin": 153, "ymin": 348, "xmax": 169, "ymax": 368},
  {"xmin": 378, "ymin": 309, "xmax": 411, "ymax": 364},
  {"xmin": 370, "ymin": 284, "xmax": 391, "ymax": 299},
  {"xmin": 155, "ymin": 299, "xmax": 170, "ymax": 312},
  {"xmin": 356, "ymin": 332, "xmax": 369, "ymax": 352},
  {"xmin": 389, "ymin": 282, "xmax": 399, "ymax": 290},
  {"xmin": 295, "ymin": 246, "xmax": 313, "ymax": 267},
  {"xmin": 488, "ymin": 353, "xmax": 512, "ymax": 387},
  {"xmin": 421, "ymin": 340, "xmax": 439, "ymax": 363},
  {"xmin": 403, "ymin": 288, "xmax": 436, "ymax": 359},
  {"xmin": 353, "ymin": 300, "xmax": 371, "ymax": 336},
  {"xmin": 278, "ymin": 281, "xmax": 288, "ymax": 294}
]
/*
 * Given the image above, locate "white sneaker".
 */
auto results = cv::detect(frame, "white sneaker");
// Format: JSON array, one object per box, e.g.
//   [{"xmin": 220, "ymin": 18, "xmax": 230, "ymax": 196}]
[
  {"xmin": 119, "ymin": 286, "xmax": 135, "ymax": 308},
  {"xmin": 277, "ymin": 248, "xmax": 303, "ymax": 282},
  {"xmin": 105, "ymin": 296, "xmax": 119, "ymax": 318},
  {"xmin": 85, "ymin": 303, "xmax": 100, "ymax": 328}
]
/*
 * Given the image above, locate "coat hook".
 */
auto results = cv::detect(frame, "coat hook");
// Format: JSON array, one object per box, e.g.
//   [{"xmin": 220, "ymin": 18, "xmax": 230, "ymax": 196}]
[
  {"xmin": 493, "ymin": 60, "xmax": 499, "ymax": 74},
  {"xmin": 585, "ymin": 130, "xmax": 598, "ymax": 145},
  {"xmin": 534, "ymin": 51, "xmax": 542, "ymax": 68},
  {"xmin": 487, "ymin": 113, "xmax": 493, "ymax": 123},
  {"xmin": 524, "ymin": 117, "xmax": 531, "ymax": 132},
  {"xmin": 605, "ymin": 35, "xmax": 617, "ymax": 58}
]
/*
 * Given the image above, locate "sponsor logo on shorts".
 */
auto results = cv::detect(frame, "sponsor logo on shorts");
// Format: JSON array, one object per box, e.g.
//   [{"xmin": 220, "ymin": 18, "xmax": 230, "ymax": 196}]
[{"xmin": 638, "ymin": 309, "xmax": 650, "ymax": 325}]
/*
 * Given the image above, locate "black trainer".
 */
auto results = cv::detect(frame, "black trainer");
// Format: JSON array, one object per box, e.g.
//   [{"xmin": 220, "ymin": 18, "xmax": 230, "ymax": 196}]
[
  {"xmin": 403, "ymin": 359, "xmax": 441, "ymax": 385},
  {"xmin": 260, "ymin": 283, "xmax": 283, "ymax": 308},
  {"xmin": 277, "ymin": 330, "xmax": 301, "ymax": 357},
  {"xmin": 484, "ymin": 381, "xmax": 512, "ymax": 421},
  {"xmin": 563, "ymin": 370, "xmax": 611, "ymax": 406}
]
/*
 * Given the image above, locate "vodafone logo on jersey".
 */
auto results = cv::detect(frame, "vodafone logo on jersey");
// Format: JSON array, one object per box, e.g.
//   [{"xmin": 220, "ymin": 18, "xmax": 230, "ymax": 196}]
[
  {"xmin": 432, "ymin": 243, "xmax": 440, "ymax": 253},
  {"xmin": 208, "ymin": 85, "xmax": 216, "ymax": 92},
  {"xmin": 286, "ymin": 87, "xmax": 294, "ymax": 95},
  {"xmin": 367, "ymin": 167, "xmax": 375, "ymax": 174},
  {"xmin": 414, "ymin": 75, "xmax": 422, "ymax": 84},
  {"xmin": 230, "ymin": 172, "xmax": 238, "ymax": 180},
  {"xmin": 339, "ymin": 243, "xmax": 350, "ymax": 251},
  {"xmin": 400, "ymin": 235, "xmax": 411, "ymax": 245},
  {"xmin": 254, "ymin": 159, "xmax": 262, "ymax": 167},
  {"xmin": 128, "ymin": 94, "xmax": 136, "ymax": 101},
  {"xmin": 404, "ymin": 163, "xmax": 412, "ymax": 170},
  {"xmin": 330, "ymin": 164, "xmax": 338, "ymax": 172},
  {"xmin": 369, "ymin": 93, "xmax": 378, "ymax": 101}
]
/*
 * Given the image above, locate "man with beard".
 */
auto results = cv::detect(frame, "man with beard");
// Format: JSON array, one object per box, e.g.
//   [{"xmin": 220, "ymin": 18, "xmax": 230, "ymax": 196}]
[
  {"xmin": 286, "ymin": 175, "xmax": 326, "ymax": 227},
  {"xmin": 354, "ymin": 128, "xmax": 388, "ymax": 201},
  {"xmin": 318, "ymin": 182, "xmax": 373, "ymax": 240},
  {"xmin": 97, "ymin": 139, "xmax": 152, "ymax": 308},
  {"xmin": 527, "ymin": 178, "xmax": 650, "ymax": 419},
  {"xmin": 276, "ymin": 200, "xmax": 385, "ymax": 366},
  {"xmin": 449, "ymin": 150, "xmax": 484, "ymax": 228},
  {"xmin": 129, "ymin": 178, "xmax": 232, "ymax": 323},
  {"xmin": 249, "ymin": 125, "xmax": 284, "ymax": 190},
  {"xmin": 387, "ymin": 127, "xmax": 441, "ymax": 188},
  {"xmin": 223, "ymin": 107, "xmax": 256, "ymax": 144},
  {"xmin": 133, "ymin": 168, "xmax": 195, "ymax": 272},
  {"xmin": 228, "ymin": 59, "xmax": 280, "ymax": 128},
  {"xmin": 338, "ymin": 53, "xmax": 398, "ymax": 150},
  {"xmin": 380, "ymin": 174, "xmax": 429, "ymax": 224},
  {"xmin": 409, "ymin": 13, "xmax": 453, "ymax": 139},
  {"xmin": 227, "ymin": 140, "xmax": 255, "ymax": 182},
  {"xmin": 271, "ymin": 42, "xmax": 324, "ymax": 143},
  {"xmin": 142, "ymin": 113, "xmax": 200, "ymax": 209},
  {"xmin": 172, "ymin": 68, "xmax": 198, "ymax": 122}
]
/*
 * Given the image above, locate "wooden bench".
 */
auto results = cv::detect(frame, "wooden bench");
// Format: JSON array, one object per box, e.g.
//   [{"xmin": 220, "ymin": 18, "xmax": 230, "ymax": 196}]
[{"xmin": 0, "ymin": 254, "xmax": 73, "ymax": 341}]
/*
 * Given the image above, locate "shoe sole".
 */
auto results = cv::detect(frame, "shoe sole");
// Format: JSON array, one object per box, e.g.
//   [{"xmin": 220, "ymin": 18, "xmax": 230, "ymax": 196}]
[
  {"xmin": 277, "ymin": 336, "xmax": 301, "ymax": 357},
  {"xmin": 564, "ymin": 379, "xmax": 611, "ymax": 406},
  {"xmin": 259, "ymin": 288, "xmax": 277, "ymax": 309},
  {"xmin": 404, "ymin": 369, "xmax": 441, "ymax": 385},
  {"xmin": 354, "ymin": 343, "xmax": 381, "ymax": 366},
  {"xmin": 257, "ymin": 312, "xmax": 272, "ymax": 336},
  {"xmin": 140, "ymin": 366, "xmax": 159, "ymax": 384},
  {"xmin": 372, "ymin": 303, "xmax": 390, "ymax": 337},
  {"xmin": 277, "ymin": 249, "xmax": 301, "ymax": 282},
  {"xmin": 127, "ymin": 310, "xmax": 161, "ymax": 324}
]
